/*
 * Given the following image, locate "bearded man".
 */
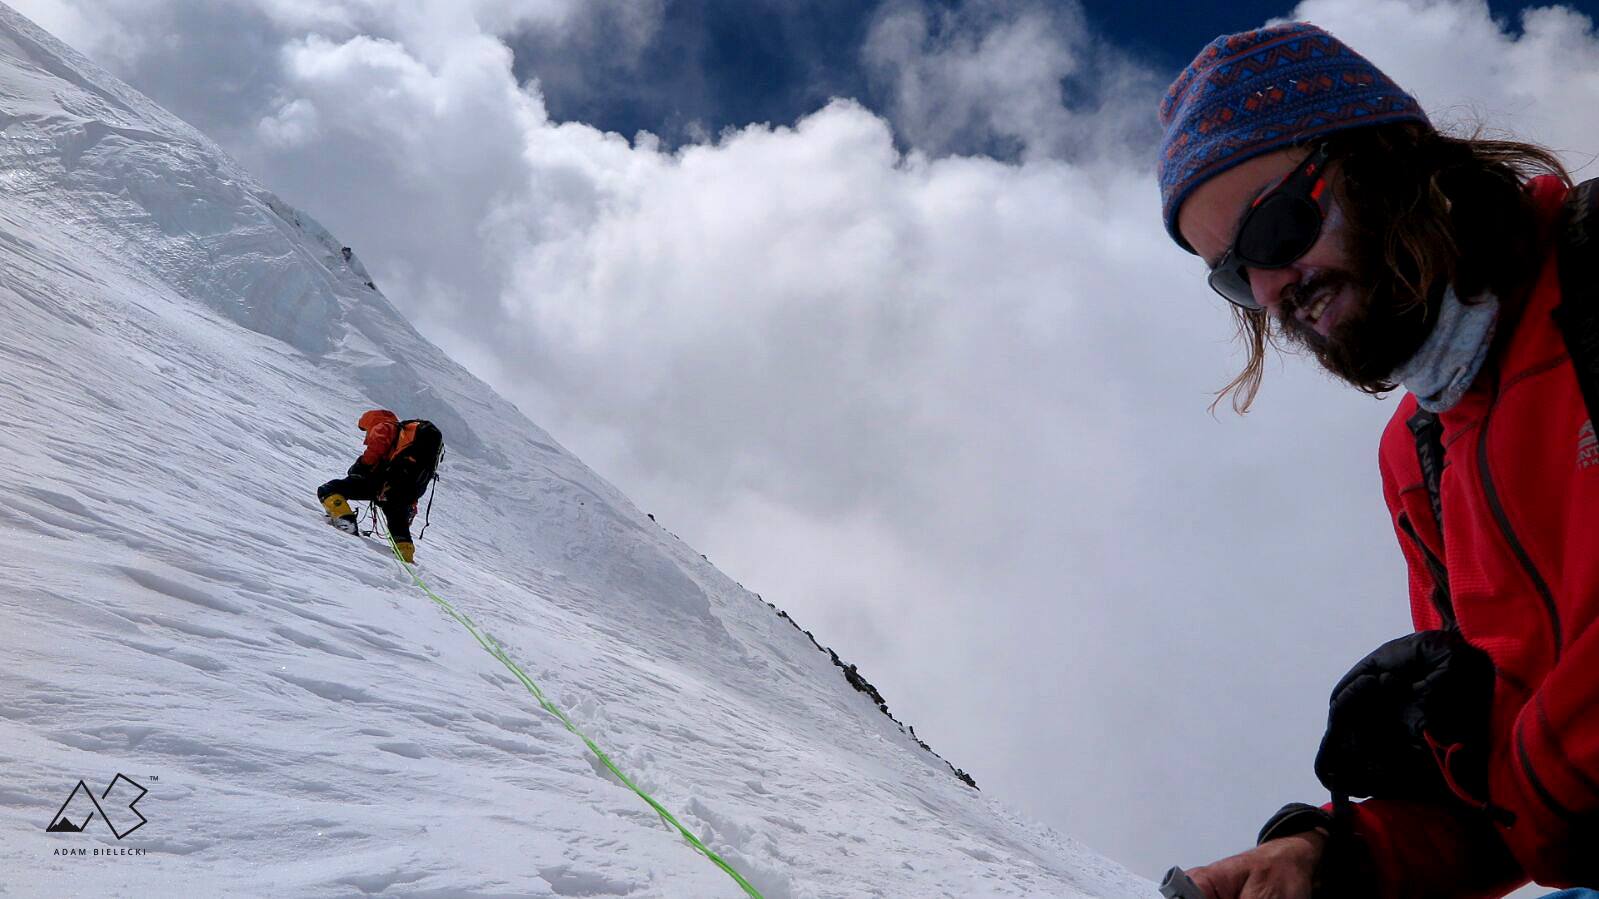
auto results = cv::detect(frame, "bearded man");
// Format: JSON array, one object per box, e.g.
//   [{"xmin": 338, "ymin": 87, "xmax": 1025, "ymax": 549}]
[{"xmin": 1158, "ymin": 22, "xmax": 1599, "ymax": 899}]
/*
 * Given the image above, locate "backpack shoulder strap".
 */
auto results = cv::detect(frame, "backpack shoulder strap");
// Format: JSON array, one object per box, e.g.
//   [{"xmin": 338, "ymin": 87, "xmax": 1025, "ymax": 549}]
[
  {"xmin": 1554, "ymin": 178, "xmax": 1599, "ymax": 427},
  {"xmin": 1406, "ymin": 406, "xmax": 1456, "ymax": 630}
]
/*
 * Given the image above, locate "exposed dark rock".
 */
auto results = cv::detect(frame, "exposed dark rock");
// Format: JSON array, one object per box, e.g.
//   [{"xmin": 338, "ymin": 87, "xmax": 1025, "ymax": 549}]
[{"xmin": 764, "ymin": 597, "xmax": 977, "ymax": 789}]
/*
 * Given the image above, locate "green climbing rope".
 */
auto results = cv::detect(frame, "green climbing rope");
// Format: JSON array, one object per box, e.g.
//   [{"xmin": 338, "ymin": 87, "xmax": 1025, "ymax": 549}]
[{"xmin": 379, "ymin": 531, "xmax": 763, "ymax": 899}]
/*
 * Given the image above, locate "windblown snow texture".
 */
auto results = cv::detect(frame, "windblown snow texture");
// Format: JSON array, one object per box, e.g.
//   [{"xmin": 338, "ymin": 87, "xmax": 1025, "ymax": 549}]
[{"xmin": 0, "ymin": 4, "xmax": 1152, "ymax": 896}]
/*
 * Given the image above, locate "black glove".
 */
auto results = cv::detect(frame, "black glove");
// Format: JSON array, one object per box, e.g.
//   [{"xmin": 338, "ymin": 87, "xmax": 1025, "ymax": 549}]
[{"xmin": 1315, "ymin": 629, "xmax": 1495, "ymax": 807}]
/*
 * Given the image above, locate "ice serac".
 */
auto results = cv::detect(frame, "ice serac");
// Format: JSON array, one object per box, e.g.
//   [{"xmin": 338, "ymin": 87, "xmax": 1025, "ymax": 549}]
[{"xmin": 0, "ymin": 3, "xmax": 1153, "ymax": 897}]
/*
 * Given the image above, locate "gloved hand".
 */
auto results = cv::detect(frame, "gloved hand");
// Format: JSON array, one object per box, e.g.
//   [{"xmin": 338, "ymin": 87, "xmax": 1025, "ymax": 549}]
[{"xmin": 1315, "ymin": 629, "xmax": 1495, "ymax": 806}]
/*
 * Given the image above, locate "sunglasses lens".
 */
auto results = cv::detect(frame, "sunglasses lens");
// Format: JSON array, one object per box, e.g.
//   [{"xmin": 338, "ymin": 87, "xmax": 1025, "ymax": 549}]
[
  {"xmin": 1235, "ymin": 195, "xmax": 1321, "ymax": 266},
  {"xmin": 1208, "ymin": 265, "xmax": 1259, "ymax": 309}
]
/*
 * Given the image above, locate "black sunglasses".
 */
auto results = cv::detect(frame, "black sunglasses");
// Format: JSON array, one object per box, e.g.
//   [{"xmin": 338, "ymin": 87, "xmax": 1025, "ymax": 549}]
[{"xmin": 1206, "ymin": 144, "xmax": 1332, "ymax": 310}]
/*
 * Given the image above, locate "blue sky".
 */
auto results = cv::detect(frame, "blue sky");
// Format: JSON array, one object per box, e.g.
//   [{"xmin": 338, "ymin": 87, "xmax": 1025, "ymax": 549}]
[
  {"xmin": 514, "ymin": 0, "xmax": 1594, "ymax": 150},
  {"xmin": 512, "ymin": 0, "xmax": 874, "ymax": 148}
]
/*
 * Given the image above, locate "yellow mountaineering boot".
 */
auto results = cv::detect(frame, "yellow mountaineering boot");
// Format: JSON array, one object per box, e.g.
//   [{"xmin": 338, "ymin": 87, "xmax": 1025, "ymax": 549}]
[
  {"xmin": 321, "ymin": 493, "xmax": 355, "ymax": 519},
  {"xmin": 321, "ymin": 493, "xmax": 359, "ymax": 533},
  {"xmin": 395, "ymin": 541, "xmax": 415, "ymax": 564}
]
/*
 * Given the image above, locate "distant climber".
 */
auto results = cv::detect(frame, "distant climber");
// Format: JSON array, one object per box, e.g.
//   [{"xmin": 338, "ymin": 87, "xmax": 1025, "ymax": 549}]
[{"xmin": 317, "ymin": 409, "xmax": 443, "ymax": 563}]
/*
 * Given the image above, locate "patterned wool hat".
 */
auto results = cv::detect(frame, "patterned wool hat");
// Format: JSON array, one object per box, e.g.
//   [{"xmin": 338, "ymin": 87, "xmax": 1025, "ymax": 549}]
[{"xmin": 1158, "ymin": 22, "xmax": 1429, "ymax": 252}]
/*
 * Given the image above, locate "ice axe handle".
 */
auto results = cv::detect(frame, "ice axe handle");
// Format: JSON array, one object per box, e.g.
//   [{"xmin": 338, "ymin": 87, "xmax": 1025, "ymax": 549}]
[{"xmin": 1159, "ymin": 866, "xmax": 1207, "ymax": 899}]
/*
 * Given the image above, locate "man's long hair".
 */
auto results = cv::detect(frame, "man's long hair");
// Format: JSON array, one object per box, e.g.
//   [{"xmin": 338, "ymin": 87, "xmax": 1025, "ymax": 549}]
[{"xmin": 1217, "ymin": 122, "xmax": 1571, "ymax": 413}]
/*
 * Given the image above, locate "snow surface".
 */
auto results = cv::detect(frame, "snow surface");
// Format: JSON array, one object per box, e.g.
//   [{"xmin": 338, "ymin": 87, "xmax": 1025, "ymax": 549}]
[{"xmin": 0, "ymin": 4, "xmax": 1152, "ymax": 896}]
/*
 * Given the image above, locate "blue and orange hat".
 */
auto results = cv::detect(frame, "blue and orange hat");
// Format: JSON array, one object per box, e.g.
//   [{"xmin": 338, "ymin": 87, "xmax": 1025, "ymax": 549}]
[{"xmin": 1157, "ymin": 22, "xmax": 1429, "ymax": 253}]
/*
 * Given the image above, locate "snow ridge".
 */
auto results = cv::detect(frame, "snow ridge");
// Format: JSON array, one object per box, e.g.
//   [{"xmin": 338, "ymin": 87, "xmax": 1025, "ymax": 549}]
[{"xmin": 0, "ymin": 3, "xmax": 1152, "ymax": 896}]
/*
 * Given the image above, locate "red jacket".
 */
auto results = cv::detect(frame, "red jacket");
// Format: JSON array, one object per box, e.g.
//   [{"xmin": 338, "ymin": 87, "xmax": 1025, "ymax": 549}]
[
  {"xmin": 356, "ymin": 409, "xmax": 399, "ymax": 468},
  {"xmin": 1354, "ymin": 175, "xmax": 1599, "ymax": 895}
]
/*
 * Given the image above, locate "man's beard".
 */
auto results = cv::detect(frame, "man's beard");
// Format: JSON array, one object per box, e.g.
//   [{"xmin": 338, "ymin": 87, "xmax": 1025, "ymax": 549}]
[{"xmin": 1274, "ymin": 256, "xmax": 1438, "ymax": 392}]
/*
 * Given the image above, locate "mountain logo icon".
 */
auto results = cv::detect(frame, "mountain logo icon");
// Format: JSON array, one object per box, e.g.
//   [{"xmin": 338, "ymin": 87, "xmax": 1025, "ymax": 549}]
[
  {"xmin": 45, "ymin": 774, "xmax": 149, "ymax": 839},
  {"xmin": 46, "ymin": 813, "xmax": 86, "ymax": 833}
]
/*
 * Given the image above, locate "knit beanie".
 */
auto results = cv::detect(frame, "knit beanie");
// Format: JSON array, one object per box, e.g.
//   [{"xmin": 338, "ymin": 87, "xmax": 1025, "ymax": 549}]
[{"xmin": 1158, "ymin": 22, "xmax": 1428, "ymax": 252}]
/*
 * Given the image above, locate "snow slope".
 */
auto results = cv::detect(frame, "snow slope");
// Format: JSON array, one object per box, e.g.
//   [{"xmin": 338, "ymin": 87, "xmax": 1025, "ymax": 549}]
[{"xmin": 0, "ymin": 5, "xmax": 1152, "ymax": 896}]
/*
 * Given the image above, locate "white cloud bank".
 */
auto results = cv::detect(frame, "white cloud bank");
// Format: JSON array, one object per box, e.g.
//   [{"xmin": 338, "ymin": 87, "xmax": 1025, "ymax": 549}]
[{"xmin": 14, "ymin": 0, "xmax": 1599, "ymax": 882}]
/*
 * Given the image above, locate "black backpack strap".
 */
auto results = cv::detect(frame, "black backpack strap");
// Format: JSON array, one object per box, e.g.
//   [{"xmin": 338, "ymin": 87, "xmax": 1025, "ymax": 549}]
[
  {"xmin": 1406, "ymin": 407, "xmax": 1456, "ymax": 630},
  {"xmin": 1554, "ymin": 178, "xmax": 1599, "ymax": 429},
  {"xmin": 1407, "ymin": 408, "xmax": 1447, "ymax": 532},
  {"xmin": 416, "ymin": 476, "xmax": 438, "ymax": 541}
]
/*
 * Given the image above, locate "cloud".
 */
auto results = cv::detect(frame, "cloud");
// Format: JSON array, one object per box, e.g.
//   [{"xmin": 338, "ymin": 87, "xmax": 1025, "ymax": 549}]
[
  {"xmin": 1287, "ymin": 0, "xmax": 1599, "ymax": 169},
  {"xmin": 13, "ymin": 0, "xmax": 1599, "ymax": 884},
  {"xmin": 258, "ymin": 96, "xmax": 319, "ymax": 148},
  {"xmin": 863, "ymin": 0, "xmax": 1163, "ymax": 161}
]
